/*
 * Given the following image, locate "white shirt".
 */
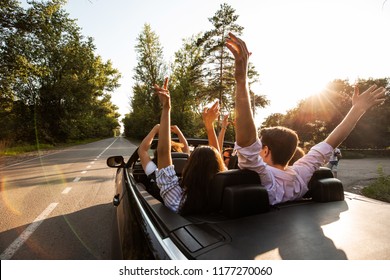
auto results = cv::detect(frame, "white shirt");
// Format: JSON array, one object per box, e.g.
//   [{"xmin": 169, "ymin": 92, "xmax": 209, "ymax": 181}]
[
  {"xmin": 144, "ymin": 161, "xmax": 157, "ymax": 176},
  {"xmin": 235, "ymin": 139, "xmax": 333, "ymax": 205}
]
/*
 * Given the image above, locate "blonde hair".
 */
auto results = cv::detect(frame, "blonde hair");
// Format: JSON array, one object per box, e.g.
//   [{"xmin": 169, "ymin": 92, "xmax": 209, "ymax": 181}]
[{"xmin": 171, "ymin": 140, "xmax": 184, "ymax": 152}]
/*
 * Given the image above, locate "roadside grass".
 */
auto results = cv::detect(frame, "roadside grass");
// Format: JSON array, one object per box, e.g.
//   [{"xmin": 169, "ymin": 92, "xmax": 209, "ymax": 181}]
[
  {"xmin": 0, "ymin": 138, "xmax": 103, "ymax": 156},
  {"xmin": 362, "ymin": 165, "xmax": 390, "ymax": 203}
]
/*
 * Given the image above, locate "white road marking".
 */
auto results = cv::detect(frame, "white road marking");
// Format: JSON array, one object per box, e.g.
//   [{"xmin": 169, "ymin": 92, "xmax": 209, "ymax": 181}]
[
  {"xmin": 62, "ymin": 187, "xmax": 72, "ymax": 194},
  {"xmin": 0, "ymin": 203, "xmax": 59, "ymax": 260},
  {"xmin": 1, "ymin": 138, "xmax": 120, "ymax": 260}
]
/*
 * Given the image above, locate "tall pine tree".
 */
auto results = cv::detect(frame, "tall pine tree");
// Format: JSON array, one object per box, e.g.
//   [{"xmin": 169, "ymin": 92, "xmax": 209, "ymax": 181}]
[{"xmin": 125, "ymin": 24, "xmax": 167, "ymax": 138}]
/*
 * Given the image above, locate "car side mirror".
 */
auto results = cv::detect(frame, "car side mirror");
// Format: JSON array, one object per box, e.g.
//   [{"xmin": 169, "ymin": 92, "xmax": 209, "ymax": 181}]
[{"xmin": 106, "ymin": 156, "xmax": 125, "ymax": 168}]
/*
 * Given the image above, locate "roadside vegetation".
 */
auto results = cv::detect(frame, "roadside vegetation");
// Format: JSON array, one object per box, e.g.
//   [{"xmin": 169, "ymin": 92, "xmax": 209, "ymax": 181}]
[
  {"xmin": 0, "ymin": 138, "xmax": 105, "ymax": 156},
  {"xmin": 1, "ymin": 0, "xmax": 121, "ymax": 148},
  {"xmin": 362, "ymin": 166, "xmax": 390, "ymax": 203}
]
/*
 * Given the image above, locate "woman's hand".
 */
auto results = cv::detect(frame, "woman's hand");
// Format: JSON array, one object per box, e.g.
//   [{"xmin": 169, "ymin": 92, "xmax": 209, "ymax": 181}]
[
  {"xmin": 170, "ymin": 125, "xmax": 180, "ymax": 135},
  {"xmin": 202, "ymin": 100, "xmax": 220, "ymax": 129},
  {"xmin": 153, "ymin": 77, "xmax": 170, "ymax": 109},
  {"xmin": 220, "ymin": 114, "xmax": 230, "ymax": 130}
]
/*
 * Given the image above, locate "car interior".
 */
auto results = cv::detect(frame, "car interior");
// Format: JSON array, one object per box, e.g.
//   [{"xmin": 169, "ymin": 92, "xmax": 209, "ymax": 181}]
[
  {"xmin": 107, "ymin": 138, "xmax": 390, "ymax": 259},
  {"xmin": 130, "ymin": 139, "xmax": 345, "ymax": 220}
]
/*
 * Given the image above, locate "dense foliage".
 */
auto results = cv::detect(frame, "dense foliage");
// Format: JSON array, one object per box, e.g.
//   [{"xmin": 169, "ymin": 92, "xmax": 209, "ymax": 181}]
[
  {"xmin": 124, "ymin": 3, "xmax": 389, "ymax": 149},
  {"xmin": 0, "ymin": 0, "xmax": 121, "ymax": 146},
  {"xmin": 261, "ymin": 79, "xmax": 390, "ymax": 149},
  {"xmin": 124, "ymin": 4, "xmax": 268, "ymax": 141}
]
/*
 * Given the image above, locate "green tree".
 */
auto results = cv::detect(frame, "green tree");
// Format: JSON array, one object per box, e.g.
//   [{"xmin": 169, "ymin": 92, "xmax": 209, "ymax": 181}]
[
  {"xmin": 200, "ymin": 3, "xmax": 244, "ymax": 112},
  {"xmin": 200, "ymin": 3, "xmax": 268, "ymax": 131},
  {"xmin": 261, "ymin": 113, "xmax": 285, "ymax": 128},
  {"xmin": 169, "ymin": 35, "xmax": 206, "ymax": 137},
  {"xmin": 125, "ymin": 24, "xmax": 167, "ymax": 138},
  {"xmin": 0, "ymin": 0, "xmax": 121, "ymax": 144}
]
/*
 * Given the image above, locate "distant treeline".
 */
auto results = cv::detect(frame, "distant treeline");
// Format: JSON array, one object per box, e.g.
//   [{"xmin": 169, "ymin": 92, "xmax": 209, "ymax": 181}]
[{"xmin": 1, "ymin": 0, "xmax": 121, "ymax": 147}]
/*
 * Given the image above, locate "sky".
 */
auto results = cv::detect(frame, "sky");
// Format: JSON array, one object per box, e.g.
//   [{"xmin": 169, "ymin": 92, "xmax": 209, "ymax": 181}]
[{"xmin": 21, "ymin": 0, "xmax": 390, "ymax": 127}]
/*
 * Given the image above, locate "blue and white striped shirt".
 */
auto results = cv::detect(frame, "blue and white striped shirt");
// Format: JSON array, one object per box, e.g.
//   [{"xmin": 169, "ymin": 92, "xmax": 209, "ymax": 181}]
[{"xmin": 156, "ymin": 165, "xmax": 185, "ymax": 213}]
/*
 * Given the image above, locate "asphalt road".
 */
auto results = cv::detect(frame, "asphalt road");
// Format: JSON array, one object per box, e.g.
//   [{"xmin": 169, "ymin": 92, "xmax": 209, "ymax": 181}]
[
  {"xmin": 337, "ymin": 158, "xmax": 390, "ymax": 195},
  {"xmin": 0, "ymin": 137, "xmax": 137, "ymax": 260}
]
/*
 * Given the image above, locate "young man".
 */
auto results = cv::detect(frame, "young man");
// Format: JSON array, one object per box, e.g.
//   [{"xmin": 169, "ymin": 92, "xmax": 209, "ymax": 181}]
[{"xmin": 225, "ymin": 33, "xmax": 387, "ymax": 205}]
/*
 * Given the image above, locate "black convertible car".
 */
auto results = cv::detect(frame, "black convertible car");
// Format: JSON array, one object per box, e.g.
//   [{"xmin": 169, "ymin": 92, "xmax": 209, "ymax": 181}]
[{"xmin": 107, "ymin": 138, "xmax": 390, "ymax": 260}]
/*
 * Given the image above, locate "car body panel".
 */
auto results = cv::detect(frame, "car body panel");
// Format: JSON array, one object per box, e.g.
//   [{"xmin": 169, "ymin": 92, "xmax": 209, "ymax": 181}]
[{"xmin": 107, "ymin": 138, "xmax": 390, "ymax": 260}]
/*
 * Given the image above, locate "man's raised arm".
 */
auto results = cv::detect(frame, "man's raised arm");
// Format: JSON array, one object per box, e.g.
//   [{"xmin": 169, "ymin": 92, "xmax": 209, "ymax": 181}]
[
  {"xmin": 225, "ymin": 33, "xmax": 257, "ymax": 147},
  {"xmin": 325, "ymin": 84, "xmax": 386, "ymax": 149}
]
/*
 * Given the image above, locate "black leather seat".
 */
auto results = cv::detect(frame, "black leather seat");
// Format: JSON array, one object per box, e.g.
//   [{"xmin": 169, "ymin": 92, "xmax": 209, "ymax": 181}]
[
  {"xmin": 171, "ymin": 152, "xmax": 189, "ymax": 177},
  {"xmin": 209, "ymin": 169, "xmax": 269, "ymax": 218},
  {"xmin": 307, "ymin": 167, "xmax": 344, "ymax": 202},
  {"xmin": 208, "ymin": 167, "xmax": 344, "ymax": 219}
]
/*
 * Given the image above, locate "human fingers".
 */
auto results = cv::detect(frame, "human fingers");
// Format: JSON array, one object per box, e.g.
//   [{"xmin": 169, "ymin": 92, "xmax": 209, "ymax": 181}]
[
  {"xmin": 225, "ymin": 38, "xmax": 239, "ymax": 56},
  {"xmin": 360, "ymin": 84, "xmax": 378, "ymax": 96},
  {"xmin": 222, "ymin": 114, "xmax": 229, "ymax": 125},
  {"xmin": 210, "ymin": 103, "xmax": 220, "ymax": 116},
  {"xmin": 353, "ymin": 84, "xmax": 359, "ymax": 97},
  {"xmin": 153, "ymin": 84, "xmax": 169, "ymax": 95},
  {"xmin": 227, "ymin": 33, "xmax": 251, "ymax": 58},
  {"xmin": 211, "ymin": 100, "xmax": 219, "ymax": 111},
  {"xmin": 228, "ymin": 33, "xmax": 251, "ymax": 56},
  {"xmin": 226, "ymin": 33, "xmax": 242, "ymax": 57},
  {"xmin": 371, "ymin": 87, "xmax": 387, "ymax": 104},
  {"xmin": 371, "ymin": 86, "xmax": 386, "ymax": 98},
  {"xmin": 202, "ymin": 107, "xmax": 208, "ymax": 118},
  {"xmin": 163, "ymin": 77, "xmax": 169, "ymax": 90}
]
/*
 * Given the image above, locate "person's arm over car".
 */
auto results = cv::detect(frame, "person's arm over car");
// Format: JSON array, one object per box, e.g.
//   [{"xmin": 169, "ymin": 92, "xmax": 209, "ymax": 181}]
[
  {"xmin": 202, "ymin": 100, "xmax": 221, "ymax": 153},
  {"xmin": 138, "ymin": 124, "xmax": 159, "ymax": 174},
  {"xmin": 171, "ymin": 125, "xmax": 190, "ymax": 154},
  {"xmin": 325, "ymin": 85, "xmax": 386, "ymax": 149},
  {"xmin": 225, "ymin": 33, "xmax": 257, "ymax": 148}
]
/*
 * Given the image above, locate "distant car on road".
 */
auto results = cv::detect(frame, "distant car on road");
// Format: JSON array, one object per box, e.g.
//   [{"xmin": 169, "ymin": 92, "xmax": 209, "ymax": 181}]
[{"xmin": 107, "ymin": 138, "xmax": 390, "ymax": 260}]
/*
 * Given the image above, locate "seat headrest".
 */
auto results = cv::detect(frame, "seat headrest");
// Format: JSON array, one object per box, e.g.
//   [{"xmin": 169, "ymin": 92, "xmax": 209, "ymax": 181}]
[
  {"xmin": 171, "ymin": 152, "xmax": 189, "ymax": 159},
  {"xmin": 222, "ymin": 184, "xmax": 269, "ymax": 218},
  {"xmin": 172, "ymin": 157, "xmax": 188, "ymax": 177},
  {"xmin": 209, "ymin": 169, "xmax": 260, "ymax": 211}
]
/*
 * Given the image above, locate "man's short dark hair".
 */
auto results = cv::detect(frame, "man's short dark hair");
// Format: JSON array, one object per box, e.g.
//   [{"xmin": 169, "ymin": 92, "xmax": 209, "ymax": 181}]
[{"xmin": 260, "ymin": 126, "xmax": 299, "ymax": 166}]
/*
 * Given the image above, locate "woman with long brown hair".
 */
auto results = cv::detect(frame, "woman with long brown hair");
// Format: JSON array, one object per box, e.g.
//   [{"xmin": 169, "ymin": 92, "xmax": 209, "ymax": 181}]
[{"xmin": 153, "ymin": 78, "xmax": 225, "ymax": 215}]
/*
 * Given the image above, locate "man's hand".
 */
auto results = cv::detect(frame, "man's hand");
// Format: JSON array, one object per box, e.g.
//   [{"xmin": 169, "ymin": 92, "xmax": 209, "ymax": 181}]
[
  {"xmin": 352, "ymin": 84, "xmax": 386, "ymax": 113},
  {"xmin": 225, "ymin": 33, "xmax": 251, "ymax": 84},
  {"xmin": 325, "ymin": 84, "xmax": 387, "ymax": 149},
  {"xmin": 225, "ymin": 33, "xmax": 257, "ymax": 147}
]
